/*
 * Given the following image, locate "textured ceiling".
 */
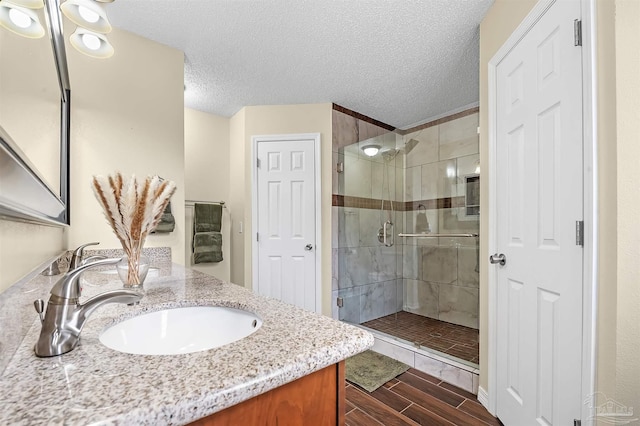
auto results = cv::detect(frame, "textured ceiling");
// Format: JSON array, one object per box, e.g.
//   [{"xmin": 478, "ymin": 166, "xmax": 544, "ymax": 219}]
[{"xmin": 107, "ymin": 0, "xmax": 494, "ymax": 129}]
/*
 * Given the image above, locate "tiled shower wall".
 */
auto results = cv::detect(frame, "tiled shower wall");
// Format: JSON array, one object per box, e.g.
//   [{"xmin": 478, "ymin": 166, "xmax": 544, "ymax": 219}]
[
  {"xmin": 401, "ymin": 112, "xmax": 480, "ymax": 329},
  {"xmin": 331, "ymin": 106, "xmax": 480, "ymax": 330}
]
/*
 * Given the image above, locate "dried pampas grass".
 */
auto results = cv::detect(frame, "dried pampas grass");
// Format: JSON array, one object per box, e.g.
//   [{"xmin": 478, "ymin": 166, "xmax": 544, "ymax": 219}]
[{"xmin": 92, "ymin": 173, "xmax": 176, "ymax": 284}]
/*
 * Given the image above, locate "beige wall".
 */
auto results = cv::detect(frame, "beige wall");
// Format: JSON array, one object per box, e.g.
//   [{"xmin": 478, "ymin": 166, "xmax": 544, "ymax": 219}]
[
  {"xmin": 595, "ymin": 0, "xmax": 618, "ymax": 404},
  {"xmin": 229, "ymin": 104, "xmax": 334, "ymax": 315},
  {"xmin": 184, "ymin": 108, "xmax": 231, "ymax": 280},
  {"xmin": 65, "ymin": 26, "xmax": 186, "ymax": 264},
  {"xmin": 614, "ymin": 0, "xmax": 640, "ymax": 412},
  {"xmin": 185, "ymin": 108, "xmax": 230, "ymax": 202},
  {"xmin": 0, "ymin": 222, "xmax": 64, "ymax": 292},
  {"xmin": 478, "ymin": 0, "xmax": 537, "ymax": 393}
]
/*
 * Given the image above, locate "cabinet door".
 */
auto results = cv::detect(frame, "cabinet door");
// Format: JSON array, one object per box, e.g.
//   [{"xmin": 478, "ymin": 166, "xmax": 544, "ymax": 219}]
[{"xmin": 191, "ymin": 361, "xmax": 345, "ymax": 426}]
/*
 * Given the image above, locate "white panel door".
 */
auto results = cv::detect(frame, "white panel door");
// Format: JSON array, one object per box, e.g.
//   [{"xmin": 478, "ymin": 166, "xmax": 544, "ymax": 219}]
[
  {"xmin": 495, "ymin": 1, "xmax": 583, "ymax": 424},
  {"xmin": 256, "ymin": 139, "xmax": 317, "ymax": 312}
]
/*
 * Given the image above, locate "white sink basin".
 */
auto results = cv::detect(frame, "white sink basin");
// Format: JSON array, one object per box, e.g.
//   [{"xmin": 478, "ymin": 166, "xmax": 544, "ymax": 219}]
[{"xmin": 99, "ymin": 306, "xmax": 262, "ymax": 355}]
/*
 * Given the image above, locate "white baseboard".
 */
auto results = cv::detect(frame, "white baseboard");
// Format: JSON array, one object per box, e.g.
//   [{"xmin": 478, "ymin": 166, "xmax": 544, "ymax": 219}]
[{"xmin": 477, "ymin": 386, "xmax": 489, "ymax": 410}]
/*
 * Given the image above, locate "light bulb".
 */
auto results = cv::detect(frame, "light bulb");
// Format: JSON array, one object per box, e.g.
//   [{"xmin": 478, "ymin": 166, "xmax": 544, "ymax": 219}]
[
  {"xmin": 82, "ymin": 33, "xmax": 101, "ymax": 50},
  {"xmin": 363, "ymin": 147, "xmax": 379, "ymax": 156},
  {"xmin": 70, "ymin": 27, "xmax": 114, "ymax": 58},
  {"xmin": 9, "ymin": 7, "xmax": 31, "ymax": 28},
  {"xmin": 78, "ymin": 5, "xmax": 99, "ymax": 23},
  {"xmin": 361, "ymin": 143, "xmax": 381, "ymax": 157}
]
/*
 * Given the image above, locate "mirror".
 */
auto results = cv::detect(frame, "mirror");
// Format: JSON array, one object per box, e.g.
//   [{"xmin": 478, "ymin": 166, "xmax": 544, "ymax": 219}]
[{"xmin": 0, "ymin": 0, "xmax": 70, "ymax": 226}]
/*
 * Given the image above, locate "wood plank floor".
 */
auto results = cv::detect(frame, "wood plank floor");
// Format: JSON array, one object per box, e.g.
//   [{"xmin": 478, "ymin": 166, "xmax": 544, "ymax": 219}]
[{"xmin": 346, "ymin": 368, "xmax": 502, "ymax": 426}]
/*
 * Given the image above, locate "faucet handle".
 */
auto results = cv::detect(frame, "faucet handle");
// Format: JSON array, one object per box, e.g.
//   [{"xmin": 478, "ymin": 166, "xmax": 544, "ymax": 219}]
[
  {"xmin": 69, "ymin": 242, "xmax": 100, "ymax": 271},
  {"xmin": 34, "ymin": 299, "xmax": 45, "ymax": 323},
  {"xmin": 50, "ymin": 257, "xmax": 119, "ymax": 301}
]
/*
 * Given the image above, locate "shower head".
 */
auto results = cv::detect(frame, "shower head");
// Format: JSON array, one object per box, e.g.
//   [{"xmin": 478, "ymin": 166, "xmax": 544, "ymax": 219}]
[
  {"xmin": 381, "ymin": 148, "xmax": 399, "ymax": 161},
  {"xmin": 404, "ymin": 139, "xmax": 420, "ymax": 155}
]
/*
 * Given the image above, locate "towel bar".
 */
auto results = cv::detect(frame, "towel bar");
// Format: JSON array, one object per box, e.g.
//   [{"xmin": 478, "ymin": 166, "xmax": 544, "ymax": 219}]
[
  {"xmin": 398, "ymin": 233, "xmax": 478, "ymax": 238},
  {"xmin": 185, "ymin": 200, "xmax": 226, "ymax": 207}
]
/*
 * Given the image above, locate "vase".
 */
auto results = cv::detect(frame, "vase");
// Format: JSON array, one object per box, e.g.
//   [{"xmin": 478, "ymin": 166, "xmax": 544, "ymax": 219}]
[{"xmin": 116, "ymin": 255, "xmax": 150, "ymax": 288}]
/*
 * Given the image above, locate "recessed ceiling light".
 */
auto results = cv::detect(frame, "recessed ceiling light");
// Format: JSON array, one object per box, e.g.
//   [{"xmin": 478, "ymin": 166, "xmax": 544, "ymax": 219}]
[{"xmin": 361, "ymin": 143, "xmax": 381, "ymax": 157}]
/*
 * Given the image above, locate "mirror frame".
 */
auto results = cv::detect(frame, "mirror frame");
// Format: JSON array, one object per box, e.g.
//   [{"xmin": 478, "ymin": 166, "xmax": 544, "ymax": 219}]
[{"xmin": 0, "ymin": 0, "xmax": 71, "ymax": 226}]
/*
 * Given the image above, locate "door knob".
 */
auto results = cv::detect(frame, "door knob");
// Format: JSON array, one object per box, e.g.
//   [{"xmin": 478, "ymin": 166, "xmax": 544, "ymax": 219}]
[
  {"xmin": 489, "ymin": 253, "xmax": 506, "ymax": 266},
  {"xmin": 305, "ymin": 244, "xmax": 313, "ymax": 251}
]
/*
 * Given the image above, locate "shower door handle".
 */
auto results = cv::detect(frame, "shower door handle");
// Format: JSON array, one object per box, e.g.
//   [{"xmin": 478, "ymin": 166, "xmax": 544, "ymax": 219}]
[
  {"xmin": 383, "ymin": 221, "xmax": 394, "ymax": 247},
  {"xmin": 489, "ymin": 253, "xmax": 506, "ymax": 266},
  {"xmin": 383, "ymin": 221, "xmax": 388, "ymax": 246}
]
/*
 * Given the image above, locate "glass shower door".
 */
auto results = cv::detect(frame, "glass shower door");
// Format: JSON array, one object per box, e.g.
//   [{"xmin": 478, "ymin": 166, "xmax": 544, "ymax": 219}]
[{"xmin": 334, "ymin": 131, "xmax": 403, "ymax": 329}]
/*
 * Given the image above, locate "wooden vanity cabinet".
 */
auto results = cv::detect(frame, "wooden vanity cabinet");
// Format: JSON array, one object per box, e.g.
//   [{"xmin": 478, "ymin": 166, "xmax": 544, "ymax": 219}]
[{"xmin": 190, "ymin": 361, "xmax": 345, "ymax": 426}]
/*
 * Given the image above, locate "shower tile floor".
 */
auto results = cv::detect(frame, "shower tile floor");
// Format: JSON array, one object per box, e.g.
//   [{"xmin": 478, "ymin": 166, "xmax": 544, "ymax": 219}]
[{"xmin": 361, "ymin": 311, "xmax": 479, "ymax": 364}]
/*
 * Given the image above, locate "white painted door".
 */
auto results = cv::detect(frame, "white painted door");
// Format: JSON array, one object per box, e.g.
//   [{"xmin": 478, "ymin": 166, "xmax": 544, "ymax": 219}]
[
  {"xmin": 494, "ymin": 1, "xmax": 583, "ymax": 424},
  {"xmin": 256, "ymin": 138, "xmax": 317, "ymax": 312}
]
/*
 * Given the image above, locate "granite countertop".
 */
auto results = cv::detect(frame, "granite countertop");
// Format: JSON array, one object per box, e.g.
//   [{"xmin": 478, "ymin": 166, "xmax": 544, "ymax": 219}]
[{"xmin": 0, "ymin": 252, "xmax": 373, "ymax": 425}]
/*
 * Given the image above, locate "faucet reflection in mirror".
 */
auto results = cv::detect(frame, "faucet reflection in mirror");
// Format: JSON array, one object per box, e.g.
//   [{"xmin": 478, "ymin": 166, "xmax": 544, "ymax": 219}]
[
  {"xmin": 0, "ymin": 0, "xmax": 114, "ymax": 58},
  {"xmin": 92, "ymin": 173, "xmax": 177, "ymax": 287}
]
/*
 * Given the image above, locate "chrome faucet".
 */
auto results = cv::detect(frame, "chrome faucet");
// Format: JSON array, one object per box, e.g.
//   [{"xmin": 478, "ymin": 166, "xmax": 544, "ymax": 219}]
[
  {"xmin": 68, "ymin": 242, "xmax": 101, "ymax": 270},
  {"xmin": 34, "ymin": 257, "xmax": 143, "ymax": 357}
]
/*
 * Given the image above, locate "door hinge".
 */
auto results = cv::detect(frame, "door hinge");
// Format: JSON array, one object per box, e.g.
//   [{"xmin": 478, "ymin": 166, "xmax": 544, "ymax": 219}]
[
  {"xmin": 256, "ymin": 158, "xmax": 261, "ymax": 168},
  {"xmin": 336, "ymin": 297, "xmax": 344, "ymax": 308},
  {"xmin": 574, "ymin": 19, "xmax": 582, "ymax": 46},
  {"xmin": 574, "ymin": 419, "xmax": 581, "ymax": 426},
  {"xmin": 576, "ymin": 221, "xmax": 584, "ymax": 246},
  {"xmin": 256, "ymin": 232, "xmax": 259, "ymax": 242}
]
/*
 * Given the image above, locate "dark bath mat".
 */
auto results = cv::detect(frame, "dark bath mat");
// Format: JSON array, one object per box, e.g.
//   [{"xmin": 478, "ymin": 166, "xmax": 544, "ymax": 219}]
[{"xmin": 345, "ymin": 350, "xmax": 411, "ymax": 392}]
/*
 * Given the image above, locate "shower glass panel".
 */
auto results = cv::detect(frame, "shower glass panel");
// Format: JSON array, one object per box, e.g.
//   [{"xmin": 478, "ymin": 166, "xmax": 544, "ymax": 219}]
[
  {"xmin": 333, "ymin": 111, "xmax": 480, "ymax": 367},
  {"xmin": 334, "ymin": 131, "xmax": 402, "ymax": 326}
]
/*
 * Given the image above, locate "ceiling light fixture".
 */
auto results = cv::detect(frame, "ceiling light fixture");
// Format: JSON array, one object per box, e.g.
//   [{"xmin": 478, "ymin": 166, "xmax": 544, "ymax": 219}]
[
  {"xmin": 0, "ymin": 1, "xmax": 45, "ymax": 38},
  {"xmin": 1, "ymin": 0, "xmax": 116, "ymax": 58},
  {"xmin": 361, "ymin": 143, "xmax": 381, "ymax": 157},
  {"xmin": 60, "ymin": 0, "xmax": 111, "ymax": 33},
  {"xmin": 59, "ymin": 0, "xmax": 114, "ymax": 59},
  {"xmin": 69, "ymin": 26, "xmax": 113, "ymax": 58}
]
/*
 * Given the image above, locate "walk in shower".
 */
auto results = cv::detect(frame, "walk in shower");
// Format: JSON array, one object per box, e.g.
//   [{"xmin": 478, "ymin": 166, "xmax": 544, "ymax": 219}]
[{"xmin": 332, "ymin": 107, "xmax": 480, "ymax": 367}]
